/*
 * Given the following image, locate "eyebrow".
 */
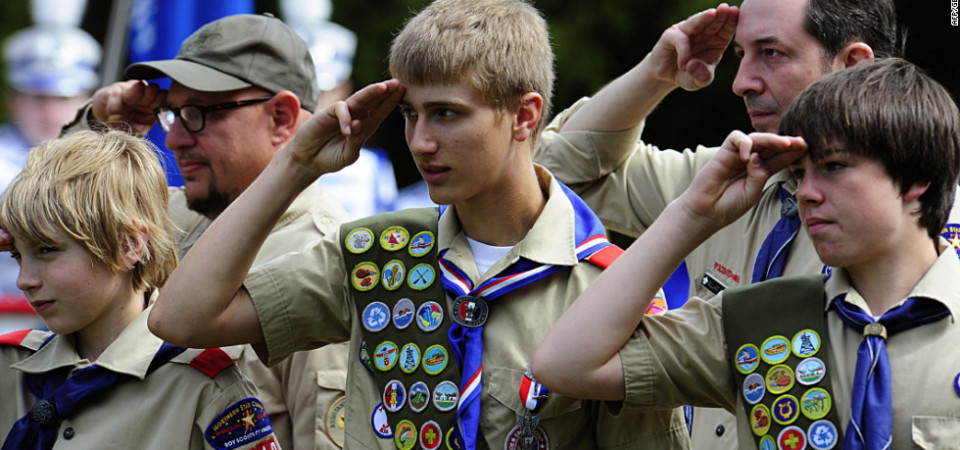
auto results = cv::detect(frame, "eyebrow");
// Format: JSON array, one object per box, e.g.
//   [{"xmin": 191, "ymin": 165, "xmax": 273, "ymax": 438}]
[{"xmin": 733, "ymin": 35, "xmax": 784, "ymax": 48}]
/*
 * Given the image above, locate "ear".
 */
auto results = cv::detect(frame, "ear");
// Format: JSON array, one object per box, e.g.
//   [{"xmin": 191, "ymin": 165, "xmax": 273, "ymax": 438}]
[
  {"xmin": 832, "ymin": 42, "xmax": 874, "ymax": 70},
  {"xmin": 903, "ymin": 181, "xmax": 930, "ymax": 203},
  {"xmin": 267, "ymin": 90, "xmax": 302, "ymax": 146},
  {"xmin": 121, "ymin": 221, "xmax": 149, "ymax": 267},
  {"xmin": 512, "ymin": 92, "xmax": 543, "ymax": 142}
]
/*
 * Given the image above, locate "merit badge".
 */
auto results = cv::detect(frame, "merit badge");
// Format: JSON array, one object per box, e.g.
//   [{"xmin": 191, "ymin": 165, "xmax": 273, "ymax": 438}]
[
  {"xmin": 795, "ymin": 357, "xmax": 826, "ymax": 386},
  {"xmin": 750, "ymin": 404, "xmax": 771, "ymax": 436},
  {"xmin": 382, "ymin": 260, "xmax": 406, "ymax": 291},
  {"xmin": 644, "ymin": 294, "xmax": 668, "ymax": 315},
  {"xmin": 408, "ymin": 381, "xmax": 430, "ymax": 412},
  {"xmin": 380, "ymin": 226, "xmax": 410, "ymax": 252},
  {"xmin": 432, "ymin": 380, "xmax": 460, "ymax": 411},
  {"xmin": 420, "ymin": 420, "xmax": 443, "ymax": 450},
  {"xmin": 446, "ymin": 427, "xmax": 462, "ymax": 450},
  {"xmin": 351, "ymin": 262, "xmax": 380, "ymax": 292},
  {"xmin": 416, "ymin": 301, "xmax": 444, "ymax": 332},
  {"xmin": 735, "ymin": 343, "xmax": 761, "ymax": 374},
  {"xmin": 422, "ymin": 344, "xmax": 449, "ymax": 375},
  {"xmin": 777, "ymin": 426, "xmax": 806, "ymax": 450},
  {"xmin": 452, "ymin": 295, "xmax": 489, "ymax": 328},
  {"xmin": 766, "ymin": 364, "xmax": 795, "ymax": 395},
  {"xmin": 760, "ymin": 335, "xmax": 791, "ymax": 365},
  {"xmin": 394, "ymin": 298, "xmax": 416, "ymax": 330},
  {"xmin": 374, "ymin": 341, "xmax": 399, "ymax": 372},
  {"xmin": 325, "ymin": 396, "xmax": 346, "ymax": 448},
  {"xmin": 743, "ymin": 372, "xmax": 766, "ymax": 405},
  {"xmin": 759, "ymin": 435, "xmax": 776, "ymax": 450},
  {"xmin": 360, "ymin": 340, "xmax": 374, "ymax": 373},
  {"xmin": 504, "ymin": 424, "xmax": 549, "ymax": 450},
  {"xmin": 408, "ymin": 263, "xmax": 436, "ymax": 290},
  {"xmin": 394, "ymin": 420, "xmax": 418, "ymax": 450},
  {"xmin": 409, "ymin": 231, "xmax": 435, "ymax": 257},
  {"xmin": 955, "ymin": 372, "xmax": 960, "ymax": 398},
  {"xmin": 362, "ymin": 302, "xmax": 391, "ymax": 333},
  {"xmin": 791, "ymin": 329, "xmax": 821, "ymax": 358},
  {"xmin": 345, "ymin": 227, "xmax": 375, "ymax": 254},
  {"xmin": 204, "ymin": 398, "xmax": 273, "ymax": 450},
  {"xmin": 772, "ymin": 394, "xmax": 800, "ymax": 426},
  {"xmin": 941, "ymin": 223, "xmax": 960, "ymax": 255},
  {"xmin": 399, "ymin": 343, "xmax": 422, "ymax": 374},
  {"xmin": 800, "ymin": 388, "xmax": 832, "ymax": 420},
  {"xmin": 383, "ymin": 380, "xmax": 407, "ymax": 412},
  {"xmin": 807, "ymin": 420, "xmax": 839, "ymax": 450},
  {"xmin": 371, "ymin": 402, "xmax": 392, "ymax": 438}
]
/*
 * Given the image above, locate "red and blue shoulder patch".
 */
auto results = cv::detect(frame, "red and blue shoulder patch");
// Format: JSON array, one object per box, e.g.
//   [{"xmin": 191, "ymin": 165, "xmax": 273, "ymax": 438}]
[
  {"xmin": 189, "ymin": 348, "xmax": 236, "ymax": 379},
  {"xmin": 585, "ymin": 244, "xmax": 624, "ymax": 269},
  {"xmin": 0, "ymin": 329, "xmax": 31, "ymax": 346},
  {"xmin": 204, "ymin": 398, "xmax": 276, "ymax": 450}
]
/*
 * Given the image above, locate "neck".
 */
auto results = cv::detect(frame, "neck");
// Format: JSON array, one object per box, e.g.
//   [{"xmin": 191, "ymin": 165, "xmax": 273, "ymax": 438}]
[
  {"xmin": 76, "ymin": 289, "xmax": 146, "ymax": 361},
  {"xmin": 846, "ymin": 237, "xmax": 939, "ymax": 316},
  {"xmin": 454, "ymin": 165, "xmax": 546, "ymax": 247}
]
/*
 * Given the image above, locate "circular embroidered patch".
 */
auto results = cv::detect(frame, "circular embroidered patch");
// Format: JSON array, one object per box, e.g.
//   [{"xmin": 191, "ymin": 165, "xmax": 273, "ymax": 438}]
[
  {"xmin": 777, "ymin": 425, "xmax": 806, "ymax": 450},
  {"xmin": 759, "ymin": 435, "xmax": 776, "ymax": 450},
  {"xmin": 393, "ymin": 298, "xmax": 416, "ymax": 330},
  {"xmin": 735, "ymin": 343, "xmax": 761, "ymax": 374},
  {"xmin": 409, "ymin": 231, "xmax": 435, "ymax": 257},
  {"xmin": 408, "ymin": 381, "xmax": 430, "ymax": 413},
  {"xmin": 445, "ymin": 427, "xmax": 461, "ymax": 450},
  {"xmin": 345, "ymin": 228, "xmax": 375, "ymax": 254},
  {"xmin": 380, "ymin": 226, "xmax": 410, "ymax": 252},
  {"xmin": 371, "ymin": 402, "xmax": 392, "ymax": 438},
  {"xmin": 743, "ymin": 372, "xmax": 766, "ymax": 405},
  {"xmin": 383, "ymin": 379, "xmax": 407, "ymax": 412},
  {"xmin": 416, "ymin": 301, "xmax": 444, "ymax": 332},
  {"xmin": 955, "ymin": 372, "xmax": 960, "ymax": 398},
  {"xmin": 504, "ymin": 424, "xmax": 549, "ymax": 450},
  {"xmin": 942, "ymin": 223, "xmax": 960, "ymax": 255},
  {"xmin": 351, "ymin": 262, "xmax": 379, "ymax": 292},
  {"xmin": 772, "ymin": 394, "xmax": 800, "ymax": 426},
  {"xmin": 399, "ymin": 343, "xmax": 422, "ymax": 374},
  {"xmin": 452, "ymin": 295, "xmax": 489, "ymax": 328},
  {"xmin": 325, "ymin": 396, "xmax": 346, "ymax": 448},
  {"xmin": 750, "ymin": 403, "xmax": 771, "ymax": 436},
  {"xmin": 800, "ymin": 388, "xmax": 832, "ymax": 420},
  {"xmin": 760, "ymin": 335, "xmax": 791, "ymax": 365},
  {"xmin": 432, "ymin": 380, "xmax": 459, "ymax": 411},
  {"xmin": 422, "ymin": 344, "xmax": 449, "ymax": 375},
  {"xmin": 766, "ymin": 364, "xmax": 795, "ymax": 395},
  {"xmin": 382, "ymin": 260, "xmax": 406, "ymax": 291},
  {"xmin": 791, "ymin": 329, "xmax": 821, "ymax": 358},
  {"xmin": 394, "ymin": 420, "xmax": 417, "ymax": 450},
  {"xmin": 795, "ymin": 357, "xmax": 826, "ymax": 386},
  {"xmin": 408, "ymin": 263, "xmax": 436, "ymax": 290},
  {"xmin": 359, "ymin": 340, "xmax": 373, "ymax": 373},
  {"xmin": 420, "ymin": 420, "xmax": 443, "ymax": 450},
  {"xmin": 374, "ymin": 341, "xmax": 399, "ymax": 372},
  {"xmin": 645, "ymin": 294, "xmax": 668, "ymax": 315},
  {"xmin": 807, "ymin": 420, "xmax": 839, "ymax": 450},
  {"xmin": 362, "ymin": 302, "xmax": 391, "ymax": 333}
]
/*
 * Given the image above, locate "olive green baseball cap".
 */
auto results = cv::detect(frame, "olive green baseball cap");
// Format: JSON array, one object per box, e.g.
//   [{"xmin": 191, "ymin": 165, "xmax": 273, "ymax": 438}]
[{"xmin": 125, "ymin": 13, "xmax": 319, "ymax": 112}]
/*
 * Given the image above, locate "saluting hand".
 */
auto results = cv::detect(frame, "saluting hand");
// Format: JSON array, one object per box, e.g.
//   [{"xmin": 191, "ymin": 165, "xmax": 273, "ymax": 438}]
[
  {"xmin": 650, "ymin": 3, "xmax": 739, "ymax": 91},
  {"xmin": 91, "ymin": 80, "xmax": 167, "ymax": 137}
]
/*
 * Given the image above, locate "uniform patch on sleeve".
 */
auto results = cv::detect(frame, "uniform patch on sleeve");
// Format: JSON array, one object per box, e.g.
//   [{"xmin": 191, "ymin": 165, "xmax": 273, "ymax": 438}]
[
  {"xmin": 205, "ymin": 398, "xmax": 274, "ymax": 449},
  {"xmin": 190, "ymin": 348, "xmax": 236, "ymax": 378}
]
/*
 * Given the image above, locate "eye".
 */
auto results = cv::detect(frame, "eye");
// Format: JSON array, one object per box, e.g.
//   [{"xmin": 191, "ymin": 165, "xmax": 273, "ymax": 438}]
[
  {"xmin": 37, "ymin": 246, "xmax": 59, "ymax": 256},
  {"xmin": 434, "ymin": 108, "xmax": 456, "ymax": 119},
  {"xmin": 733, "ymin": 48, "xmax": 745, "ymax": 59},
  {"xmin": 398, "ymin": 106, "xmax": 417, "ymax": 119},
  {"xmin": 763, "ymin": 48, "xmax": 783, "ymax": 59},
  {"xmin": 789, "ymin": 167, "xmax": 805, "ymax": 183},
  {"xmin": 824, "ymin": 161, "xmax": 847, "ymax": 172}
]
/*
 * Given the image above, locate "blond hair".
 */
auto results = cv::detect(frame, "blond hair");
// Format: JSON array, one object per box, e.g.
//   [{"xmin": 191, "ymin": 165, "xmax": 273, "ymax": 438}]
[
  {"xmin": 389, "ymin": 0, "xmax": 554, "ymax": 140},
  {"xmin": 0, "ymin": 130, "xmax": 177, "ymax": 292}
]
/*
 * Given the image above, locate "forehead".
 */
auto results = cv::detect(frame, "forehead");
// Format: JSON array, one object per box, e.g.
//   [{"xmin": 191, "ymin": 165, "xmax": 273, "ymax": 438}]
[
  {"xmin": 399, "ymin": 80, "xmax": 486, "ymax": 108},
  {"xmin": 734, "ymin": 0, "xmax": 814, "ymax": 48},
  {"xmin": 166, "ymin": 82, "xmax": 255, "ymax": 106}
]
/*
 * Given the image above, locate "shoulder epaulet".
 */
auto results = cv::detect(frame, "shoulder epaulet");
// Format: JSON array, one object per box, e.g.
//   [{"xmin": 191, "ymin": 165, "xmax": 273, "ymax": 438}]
[
  {"xmin": 584, "ymin": 244, "xmax": 624, "ymax": 269},
  {"xmin": 0, "ymin": 329, "xmax": 53, "ymax": 350},
  {"xmin": 172, "ymin": 347, "xmax": 237, "ymax": 379}
]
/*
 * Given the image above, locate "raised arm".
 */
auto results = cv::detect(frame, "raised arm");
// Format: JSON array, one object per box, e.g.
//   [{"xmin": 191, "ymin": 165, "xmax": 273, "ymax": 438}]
[
  {"xmin": 561, "ymin": 3, "xmax": 738, "ymax": 133},
  {"xmin": 148, "ymin": 80, "xmax": 404, "ymax": 348},
  {"xmin": 89, "ymin": 80, "xmax": 168, "ymax": 136},
  {"xmin": 531, "ymin": 131, "xmax": 805, "ymax": 400}
]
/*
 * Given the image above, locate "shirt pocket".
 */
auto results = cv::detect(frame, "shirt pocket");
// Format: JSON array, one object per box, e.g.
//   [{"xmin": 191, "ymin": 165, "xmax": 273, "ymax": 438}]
[
  {"xmin": 912, "ymin": 416, "xmax": 960, "ymax": 449},
  {"xmin": 486, "ymin": 366, "xmax": 585, "ymax": 444}
]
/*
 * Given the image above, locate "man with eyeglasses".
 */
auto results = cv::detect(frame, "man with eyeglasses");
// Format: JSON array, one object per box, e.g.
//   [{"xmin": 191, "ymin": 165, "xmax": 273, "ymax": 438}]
[{"xmin": 60, "ymin": 13, "xmax": 351, "ymax": 450}]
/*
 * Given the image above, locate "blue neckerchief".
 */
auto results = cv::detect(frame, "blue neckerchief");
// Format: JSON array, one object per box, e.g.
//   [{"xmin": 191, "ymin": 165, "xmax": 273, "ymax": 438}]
[{"xmin": 751, "ymin": 183, "xmax": 800, "ymax": 283}]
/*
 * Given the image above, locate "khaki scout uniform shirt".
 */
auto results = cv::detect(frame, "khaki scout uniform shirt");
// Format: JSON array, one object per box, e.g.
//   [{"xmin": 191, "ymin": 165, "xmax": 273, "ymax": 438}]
[
  {"xmin": 535, "ymin": 98, "xmax": 960, "ymax": 448},
  {"xmin": 171, "ymin": 184, "xmax": 351, "ymax": 450},
  {"xmin": 0, "ymin": 307, "xmax": 281, "ymax": 449},
  {"xmin": 619, "ymin": 243, "xmax": 960, "ymax": 449},
  {"xmin": 244, "ymin": 166, "xmax": 690, "ymax": 449}
]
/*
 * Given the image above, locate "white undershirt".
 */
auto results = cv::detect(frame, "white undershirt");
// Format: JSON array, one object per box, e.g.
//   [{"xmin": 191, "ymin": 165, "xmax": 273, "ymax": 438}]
[{"xmin": 466, "ymin": 236, "xmax": 513, "ymax": 276}]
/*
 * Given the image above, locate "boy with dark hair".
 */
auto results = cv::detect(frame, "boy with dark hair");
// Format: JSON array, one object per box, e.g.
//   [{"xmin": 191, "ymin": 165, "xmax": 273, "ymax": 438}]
[
  {"xmin": 148, "ymin": 0, "xmax": 688, "ymax": 448},
  {"xmin": 534, "ymin": 58, "xmax": 960, "ymax": 449}
]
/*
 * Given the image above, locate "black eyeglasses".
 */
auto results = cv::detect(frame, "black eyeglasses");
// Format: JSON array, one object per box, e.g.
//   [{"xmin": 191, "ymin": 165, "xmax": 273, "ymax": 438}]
[{"xmin": 154, "ymin": 96, "xmax": 274, "ymax": 133}]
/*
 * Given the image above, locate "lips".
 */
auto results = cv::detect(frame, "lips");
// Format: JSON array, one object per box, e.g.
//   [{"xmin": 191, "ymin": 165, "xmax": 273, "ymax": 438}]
[
  {"xmin": 418, "ymin": 164, "xmax": 450, "ymax": 184},
  {"xmin": 30, "ymin": 300, "xmax": 54, "ymax": 314},
  {"xmin": 804, "ymin": 216, "xmax": 831, "ymax": 234}
]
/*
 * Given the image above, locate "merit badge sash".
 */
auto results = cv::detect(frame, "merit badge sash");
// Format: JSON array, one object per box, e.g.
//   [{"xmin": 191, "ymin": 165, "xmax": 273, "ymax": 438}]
[
  {"xmin": 341, "ymin": 207, "xmax": 460, "ymax": 450},
  {"xmin": 721, "ymin": 275, "xmax": 844, "ymax": 450}
]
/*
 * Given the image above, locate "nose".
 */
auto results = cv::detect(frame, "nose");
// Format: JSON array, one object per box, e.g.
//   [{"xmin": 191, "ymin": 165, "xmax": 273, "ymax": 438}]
[
  {"xmin": 406, "ymin": 117, "xmax": 437, "ymax": 157},
  {"xmin": 732, "ymin": 57, "xmax": 763, "ymax": 98},
  {"xmin": 16, "ymin": 260, "xmax": 40, "ymax": 292},
  {"xmin": 794, "ymin": 171, "xmax": 822, "ymax": 207},
  {"xmin": 163, "ymin": 116, "xmax": 197, "ymax": 152}
]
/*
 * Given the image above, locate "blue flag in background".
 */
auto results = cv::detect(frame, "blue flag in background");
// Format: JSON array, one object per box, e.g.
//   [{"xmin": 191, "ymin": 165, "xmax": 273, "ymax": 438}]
[{"xmin": 127, "ymin": 0, "xmax": 254, "ymax": 186}]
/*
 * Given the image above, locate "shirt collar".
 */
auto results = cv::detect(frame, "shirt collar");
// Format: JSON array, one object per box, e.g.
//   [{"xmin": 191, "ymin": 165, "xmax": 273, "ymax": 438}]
[
  {"xmin": 12, "ymin": 306, "xmax": 164, "ymax": 380},
  {"xmin": 824, "ymin": 239, "xmax": 960, "ymax": 319}
]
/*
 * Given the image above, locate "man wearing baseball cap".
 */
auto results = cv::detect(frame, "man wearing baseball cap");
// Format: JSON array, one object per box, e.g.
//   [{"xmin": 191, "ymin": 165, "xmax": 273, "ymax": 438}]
[{"xmin": 63, "ymin": 13, "xmax": 351, "ymax": 450}]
